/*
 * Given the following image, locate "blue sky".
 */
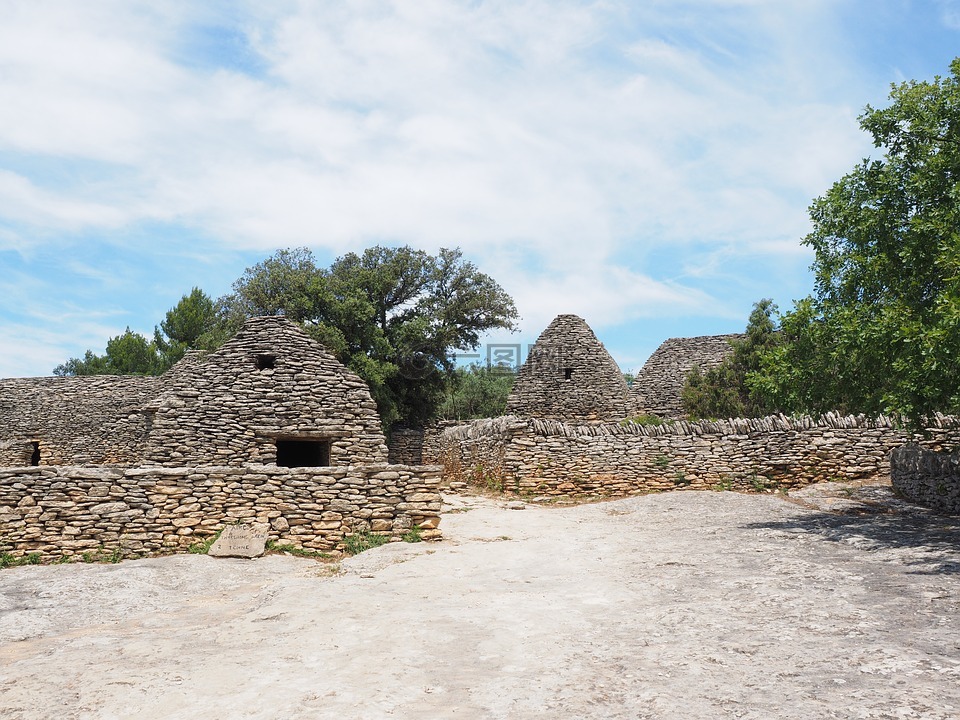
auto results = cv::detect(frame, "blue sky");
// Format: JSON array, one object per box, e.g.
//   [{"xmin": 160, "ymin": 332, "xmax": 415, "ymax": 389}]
[{"xmin": 1, "ymin": 0, "xmax": 959, "ymax": 378}]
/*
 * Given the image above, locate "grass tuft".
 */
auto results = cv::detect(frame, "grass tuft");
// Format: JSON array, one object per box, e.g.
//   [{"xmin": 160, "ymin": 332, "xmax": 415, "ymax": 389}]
[
  {"xmin": 188, "ymin": 528, "xmax": 223, "ymax": 555},
  {"xmin": 0, "ymin": 551, "xmax": 41, "ymax": 569},
  {"xmin": 343, "ymin": 530, "xmax": 390, "ymax": 556},
  {"xmin": 265, "ymin": 541, "xmax": 331, "ymax": 560},
  {"xmin": 401, "ymin": 525, "xmax": 422, "ymax": 543}
]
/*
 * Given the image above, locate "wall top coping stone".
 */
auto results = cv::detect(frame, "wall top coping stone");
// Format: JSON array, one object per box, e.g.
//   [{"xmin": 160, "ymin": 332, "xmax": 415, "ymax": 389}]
[
  {"xmin": 442, "ymin": 413, "xmax": 960, "ymax": 441},
  {"xmin": 0, "ymin": 463, "xmax": 444, "ymax": 476}
]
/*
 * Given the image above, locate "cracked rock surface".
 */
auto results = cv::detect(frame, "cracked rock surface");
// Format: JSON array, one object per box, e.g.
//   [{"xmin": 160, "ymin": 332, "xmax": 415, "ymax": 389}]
[{"xmin": 2, "ymin": 482, "xmax": 959, "ymax": 719}]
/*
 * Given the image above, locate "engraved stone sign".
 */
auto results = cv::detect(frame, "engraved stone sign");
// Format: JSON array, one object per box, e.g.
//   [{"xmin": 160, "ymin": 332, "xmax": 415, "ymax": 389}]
[{"xmin": 208, "ymin": 523, "xmax": 269, "ymax": 558}]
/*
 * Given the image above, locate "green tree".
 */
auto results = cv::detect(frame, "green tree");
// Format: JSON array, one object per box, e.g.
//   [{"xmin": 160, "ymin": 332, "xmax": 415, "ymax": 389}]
[
  {"xmin": 225, "ymin": 245, "xmax": 519, "ymax": 428},
  {"xmin": 52, "ymin": 349, "xmax": 111, "ymax": 377},
  {"xmin": 154, "ymin": 287, "xmax": 222, "ymax": 369},
  {"xmin": 438, "ymin": 364, "xmax": 516, "ymax": 420},
  {"xmin": 54, "ymin": 290, "xmax": 228, "ymax": 377},
  {"xmin": 681, "ymin": 299, "xmax": 781, "ymax": 419},
  {"xmin": 54, "ymin": 328, "xmax": 160, "ymax": 376},
  {"xmin": 752, "ymin": 59, "xmax": 960, "ymax": 427}
]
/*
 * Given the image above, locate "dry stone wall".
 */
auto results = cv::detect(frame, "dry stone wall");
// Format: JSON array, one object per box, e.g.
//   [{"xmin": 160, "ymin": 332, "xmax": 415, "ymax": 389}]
[
  {"xmin": 891, "ymin": 445, "xmax": 960, "ymax": 514},
  {"xmin": 391, "ymin": 422, "xmax": 462, "ymax": 465},
  {"xmin": 0, "ymin": 376, "xmax": 158, "ymax": 466},
  {"xmin": 634, "ymin": 334, "xmax": 742, "ymax": 420},
  {"xmin": 422, "ymin": 422, "xmax": 456, "ymax": 466},
  {"xmin": 0, "ymin": 464, "xmax": 442, "ymax": 561},
  {"xmin": 436, "ymin": 414, "xmax": 960, "ymax": 497},
  {"xmin": 388, "ymin": 429, "xmax": 425, "ymax": 465}
]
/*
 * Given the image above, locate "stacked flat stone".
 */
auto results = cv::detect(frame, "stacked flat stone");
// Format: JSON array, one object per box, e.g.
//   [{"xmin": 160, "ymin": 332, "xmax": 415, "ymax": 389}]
[
  {"xmin": 505, "ymin": 314, "xmax": 636, "ymax": 423},
  {"xmin": 0, "ymin": 376, "xmax": 158, "ymax": 466},
  {"xmin": 891, "ymin": 445, "xmax": 960, "ymax": 514},
  {"xmin": 0, "ymin": 317, "xmax": 389, "ymax": 468},
  {"xmin": 0, "ymin": 317, "xmax": 450, "ymax": 559},
  {"xmin": 633, "ymin": 334, "xmax": 742, "ymax": 420},
  {"xmin": 0, "ymin": 463, "xmax": 443, "ymax": 560},
  {"xmin": 388, "ymin": 429, "xmax": 425, "ymax": 464},
  {"xmin": 436, "ymin": 413, "xmax": 960, "ymax": 497},
  {"xmin": 141, "ymin": 316, "xmax": 389, "ymax": 466}
]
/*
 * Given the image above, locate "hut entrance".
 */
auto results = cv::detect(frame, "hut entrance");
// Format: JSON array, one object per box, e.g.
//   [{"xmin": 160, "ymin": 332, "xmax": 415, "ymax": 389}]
[{"xmin": 276, "ymin": 439, "xmax": 331, "ymax": 467}]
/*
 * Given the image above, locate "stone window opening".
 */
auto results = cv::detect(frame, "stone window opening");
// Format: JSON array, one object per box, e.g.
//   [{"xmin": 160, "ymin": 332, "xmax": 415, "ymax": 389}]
[
  {"xmin": 255, "ymin": 354, "xmax": 277, "ymax": 370},
  {"xmin": 276, "ymin": 439, "xmax": 331, "ymax": 467},
  {"xmin": 563, "ymin": 368, "xmax": 573, "ymax": 381},
  {"xmin": 30, "ymin": 441, "xmax": 40, "ymax": 466}
]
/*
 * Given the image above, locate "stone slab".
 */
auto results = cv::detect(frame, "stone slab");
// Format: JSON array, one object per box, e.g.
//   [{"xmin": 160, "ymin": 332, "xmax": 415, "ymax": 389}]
[{"xmin": 208, "ymin": 523, "xmax": 269, "ymax": 558}]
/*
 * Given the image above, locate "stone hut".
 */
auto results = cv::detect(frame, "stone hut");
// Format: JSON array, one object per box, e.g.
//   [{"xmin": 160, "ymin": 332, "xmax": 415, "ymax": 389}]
[
  {"xmin": 140, "ymin": 316, "xmax": 387, "ymax": 466},
  {"xmin": 0, "ymin": 316, "xmax": 388, "ymax": 468},
  {"xmin": 0, "ymin": 375, "xmax": 158, "ymax": 467},
  {"xmin": 633, "ymin": 334, "xmax": 741, "ymax": 420},
  {"xmin": 505, "ymin": 314, "xmax": 636, "ymax": 423}
]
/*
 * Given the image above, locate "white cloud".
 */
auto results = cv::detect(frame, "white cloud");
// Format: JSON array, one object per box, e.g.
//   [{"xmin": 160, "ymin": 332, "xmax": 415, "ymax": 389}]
[
  {"xmin": 500, "ymin": 262, "xmax": 717, "ymax": 333},
  {"xmin": 0, "ymin": 171, "xmax": 128, "ymax": 232},
  {"xmin": 0, "ymin": 313, "xmax": 135, "ymax": 378},
  {"xmin": 0, "ymin": 1, "xmax": 867, "ymax": 253},
  {"xmin": 0, "ymin": 0, "xmax": 932, "ymax": 376}
]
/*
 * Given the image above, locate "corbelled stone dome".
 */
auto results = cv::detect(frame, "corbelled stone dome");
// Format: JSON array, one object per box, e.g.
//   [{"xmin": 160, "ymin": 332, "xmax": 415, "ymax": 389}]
[
  {"xmin": 633, "ymin": 334, "xmax": 742, "ymax": 420},
  {"xmin": 505, "ymin": 314, "xmax": 635, "ymax": 423}
]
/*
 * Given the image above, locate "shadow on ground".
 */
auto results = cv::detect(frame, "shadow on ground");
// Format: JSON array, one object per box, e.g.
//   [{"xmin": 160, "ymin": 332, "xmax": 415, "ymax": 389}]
[{"xmin": 743, "ymin": 489, "xmax": 960, "ymax": 576}]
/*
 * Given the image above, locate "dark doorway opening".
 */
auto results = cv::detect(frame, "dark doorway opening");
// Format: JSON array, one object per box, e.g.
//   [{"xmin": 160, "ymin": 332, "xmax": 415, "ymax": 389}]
[
  {"xmin": 30, "ymin": 442, "xmax": 40, "ymax": 466},
  {"xmin": 563, "ymin": 368, "xmax": 573, "ymax": 380},
  {"xmin": 276, "ymin": 439, "xmax": 331, "ymax": 467}
]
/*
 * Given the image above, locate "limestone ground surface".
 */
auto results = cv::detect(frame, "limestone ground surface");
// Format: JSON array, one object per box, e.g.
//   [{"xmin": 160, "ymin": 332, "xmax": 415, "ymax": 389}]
[{"xmin": 2, "ymin": 482, "xmax": 959, "ymax": 719}]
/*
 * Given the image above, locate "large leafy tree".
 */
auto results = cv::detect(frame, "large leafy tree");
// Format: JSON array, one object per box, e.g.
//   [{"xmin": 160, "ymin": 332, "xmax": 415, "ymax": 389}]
[
  {"xmin": 225, "ymin": 245, "xmax": 519, "ymax": 427},
  {"xmin": 681, "ymin": 299, "xmax": 782, "ymax": 419},
  {"xmin": 752, "ymin": 59, "xmax": 960, "ymax": 426}
]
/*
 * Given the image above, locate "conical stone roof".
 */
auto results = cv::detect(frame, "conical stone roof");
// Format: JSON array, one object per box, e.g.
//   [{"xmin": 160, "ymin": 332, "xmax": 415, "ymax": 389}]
[
  {"xmin": 505, "ymin": 314, "xmax": 635, "ymax": 423},
  {"xmin": 633, "ymin": 334, "xmax": 741, "ymax": 420}
]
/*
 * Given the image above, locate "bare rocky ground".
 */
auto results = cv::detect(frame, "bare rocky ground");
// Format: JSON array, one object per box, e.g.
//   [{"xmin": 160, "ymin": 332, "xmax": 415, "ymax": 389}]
[{"xmin": 2, "ymin": 480, "xmax": 959, "ymax": 720}]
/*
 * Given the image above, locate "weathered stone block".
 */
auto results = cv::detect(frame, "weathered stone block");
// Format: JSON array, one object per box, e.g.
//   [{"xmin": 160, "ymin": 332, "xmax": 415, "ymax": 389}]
[
  {"xmin": 208, "ymin": 523, "xmax": 269, "ymax": 558},
  {"xmin": 89, "ymin": 502, "xmax": 129, "ymax": 515},
  {"xmin": 171, "ymin": 517, "xmax": 200, "ymax": 528}
]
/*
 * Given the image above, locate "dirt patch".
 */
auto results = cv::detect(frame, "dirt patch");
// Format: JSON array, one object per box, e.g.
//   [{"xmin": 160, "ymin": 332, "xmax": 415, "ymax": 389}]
[{"xmin": 2, "ymin": 482, "xmax": 959, "ymax": 719}]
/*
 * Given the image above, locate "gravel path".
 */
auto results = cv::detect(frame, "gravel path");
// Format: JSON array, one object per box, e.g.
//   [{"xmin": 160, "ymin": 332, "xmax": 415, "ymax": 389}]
[{"xmin": 2, "ymin": 482, "xmax": 959, "ymax": 719}]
